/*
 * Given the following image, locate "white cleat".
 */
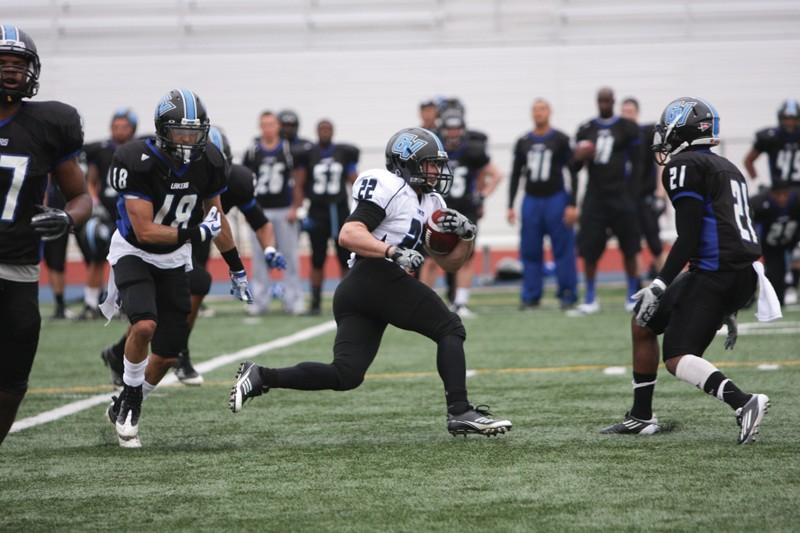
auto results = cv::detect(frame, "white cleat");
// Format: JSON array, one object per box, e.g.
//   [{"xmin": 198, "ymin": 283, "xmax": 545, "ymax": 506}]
[
  {"xmin": 566, "ymin": 301, "xmax": 600, "ymax": 317},
  {"xmin": 115, "ymin": 412, "xmax": 141, "ymax": 449},
  {"xmin": 736, "ymin": 394, "xmax": 770, "ymax": 445}
]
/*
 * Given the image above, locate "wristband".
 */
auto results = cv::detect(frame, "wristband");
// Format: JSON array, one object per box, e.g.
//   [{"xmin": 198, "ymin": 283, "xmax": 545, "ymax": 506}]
[
  {"xmin": 384, "ymin": 245, "xmax": 393, "ymax": 258},
  {"xmin": 221, "ymin": 247, "xmax": 245, "ymax": 272}
]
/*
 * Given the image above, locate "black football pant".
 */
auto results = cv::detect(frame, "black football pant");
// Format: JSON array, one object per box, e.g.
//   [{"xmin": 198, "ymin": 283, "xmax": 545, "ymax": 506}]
[
  {"xmin": 0, "ymin": 278, "xmax": 40, "ymax": 395},
  {"xmin": 763, "ymin": 246, "xmax": 788, "ymax": 305},
  {"xmin": 263, "ymin": 258, "xmax": 469, "ymax": 411}
]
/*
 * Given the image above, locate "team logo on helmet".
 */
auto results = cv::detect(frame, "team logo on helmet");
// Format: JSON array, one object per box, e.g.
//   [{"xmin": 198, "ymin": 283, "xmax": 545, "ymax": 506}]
[
  {"xmin": 391, "ymin": 133, "xmax": 428, "ymax": 161},
  {"xmin": 664, "ymin": 100, "xmax": 697, "ymax": 127},
  {"xmin": 157, "ymin": 95, "xmax": 177, "ymax": 117}
]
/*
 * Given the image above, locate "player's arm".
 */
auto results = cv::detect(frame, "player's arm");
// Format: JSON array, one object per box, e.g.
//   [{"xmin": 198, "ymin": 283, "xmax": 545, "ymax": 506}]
[
  {"xmin": 656, "ymin": 196, "xmax": 703, "ymax": 285},
  {"xmin": 478, "ymin": 162, "xmax": 502, "ymax": 199},
  {"xmin": 52, "ymin": 156, "xmax": 92, "ymax": 227},
  {"xmin": 426, "ymin": 238, "xmax": 474, "ymax": 273},
  {"xmin": 124, "ymin": 197, "xmax": 183, "ymax": 244},
  {"xmin": 205, "ymin": 195, "xmax": 254, "ymax": 303},
  {"xmin": 507, "ymin": 140, "xmax": 524, "ymax": 225},
  {"xmin": 288, "ymin": 166, "xmax": 306, "ymax": 223},
  {"xmin": 86, "ymin": 162, "xmax": 101, "ymax": 203},
  {"xmin": 743, "ymin": 148, "xmax": 761, "ymax": 180},
  {"xmin": 208, "ymin": 195, "xmax": 235, "ymax": 253}
]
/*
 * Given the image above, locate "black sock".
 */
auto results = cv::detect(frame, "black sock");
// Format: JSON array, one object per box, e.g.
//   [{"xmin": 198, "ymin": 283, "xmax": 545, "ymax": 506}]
[
  {"xmin": 260, "ymin": 362, "xmax": 348, "ymax": 391},
  {"xmin": 311, "ymin": 285, "xmax": 322, "ymax": 310},
  {"xmin": 111, "ymin": 335, "xmax": 127, "ymax": 358},
  {"xmin": 445, "ymin": 272, "xmax": 456, "ymax": 304},
  {"xmin": 630, "ymin": 372, "xmax": 657, "ymax": 420},
  {"xmin": 54, "ymin": 293, "xmax": 64, "ymax": 311},
  {"xmin": 703, "ymin": 371, "xmax": 751, "ymax": 410}
]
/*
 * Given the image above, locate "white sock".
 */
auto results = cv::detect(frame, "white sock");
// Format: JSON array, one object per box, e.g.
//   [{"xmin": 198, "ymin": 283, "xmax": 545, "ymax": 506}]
[
  {"xmin": 84, "ymin": 286, "xmax": 101, "ymax": 308},
  {"xmin": 122, "ymin": 356, "xmax": 147, "ymax": 387},
  {"xmin": 142, "ymin": 380, "xmax": 156, "ymax": 399},
  {"xmin": 674, "ymin": 354, "xmax": 717, "ymax": 390},
  {"xmin": 454, "ymin": 288, "xmax": 470, "ymax": 306}
]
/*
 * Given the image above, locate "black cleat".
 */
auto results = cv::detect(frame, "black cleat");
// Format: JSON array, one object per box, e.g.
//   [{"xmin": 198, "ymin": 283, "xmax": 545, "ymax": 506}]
[
  {"xmin": 106, "ymin": 394, "xmax": 122, "ymax": 425},
  {"xmin": 174, "ymin": 350, "xmax": 204, "ymax": 386},
  {"xmin": 447, "ymin": 404, "xmax": 512, "ymax": 437},
  {"xmin": 77, "ymin": 304, "xmax": 102, "ymax": 320},
  {"xmin": 229, "ymin": 361, "xmax": 267, "ymax": 413},
  {"xmin": 736, "ymin": 394, "xmax": 769, "ymax": 444},
  {"xmin": 100, "ymin": 346, "xmax": 124, "ymax": 387},
  {"xmin": 600, "ymin": 411, "xmax": 661, "ymax": 435},
  {"xmin": 115, "ymin": 384, "xmax": 142, "ymax": 448}
]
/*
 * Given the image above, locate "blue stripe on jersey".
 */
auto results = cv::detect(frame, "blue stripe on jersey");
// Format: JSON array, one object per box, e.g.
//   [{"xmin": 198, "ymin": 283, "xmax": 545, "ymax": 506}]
[
  {"xmin": 180, "ymin": 88, "xmax": 196, "ymax": 120},
  {"xmin": 116, "ymin": 196, "xmax": 132, "ymax": 238},
  {"xmin": 240, "ymin": 198, "xmax": 258, "ymax": 212},
  {"xmin": 672, "ymin": 191, "xmax": 704, "ymax": 202},
  {"xmin": 697, "ymin": 200, "xmax": 720, "ymax": 271}
]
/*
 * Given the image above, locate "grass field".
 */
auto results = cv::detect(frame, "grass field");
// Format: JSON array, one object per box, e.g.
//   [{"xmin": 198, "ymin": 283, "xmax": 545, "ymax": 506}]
[{"xmin": 2, "ymin": 287, "xmax": 799, "ymax": 532}]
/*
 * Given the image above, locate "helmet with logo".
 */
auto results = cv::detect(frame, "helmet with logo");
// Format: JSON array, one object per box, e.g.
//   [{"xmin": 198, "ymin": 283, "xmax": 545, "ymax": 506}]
[
  {"xmin": 385, "ymin": 127, "xmax": 452, "ymax": 195},
  {"xmin": 153, "ymin": 89, "xmax": 210, "ymax": 164},
  {"xmin": 651, "ymin": 97, "xmax": 719, "ymax": 165}
]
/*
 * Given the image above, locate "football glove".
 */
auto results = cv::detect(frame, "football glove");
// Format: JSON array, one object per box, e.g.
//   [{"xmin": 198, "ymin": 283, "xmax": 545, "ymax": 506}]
[
  {"xmin": 633, "ymin": 278, "xmax": 666, "ymax": 327},
  {"xmin": 229, "ymin": 269, "xmax": 254, "ymax": 304},
  {"xmin": 723, "ymin": 313, "xmax": 738, "ymax": 350},
  {"xmin": 199, "ymin": 206, "xmax": 222, "ymax": 242},
  {"xmin": 437, "ymin": 208, "xmax": 477, "ymax": 241},
  {"xmin": 31, "ymin": 205, "xmax": 73, "ymax": 241},
  {"xmin": 264, "ymin": 246, "xmax": 287, "ymax": 270},
  {"xmin": 390, "ymin": 246, "xmax": 424, "ymax": 272}
]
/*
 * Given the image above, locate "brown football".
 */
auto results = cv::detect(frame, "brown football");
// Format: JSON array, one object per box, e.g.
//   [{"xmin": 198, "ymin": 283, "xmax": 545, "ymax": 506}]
[{"xmin": 424, "ymin": 209, "xmax": 460, "ymax": 255}]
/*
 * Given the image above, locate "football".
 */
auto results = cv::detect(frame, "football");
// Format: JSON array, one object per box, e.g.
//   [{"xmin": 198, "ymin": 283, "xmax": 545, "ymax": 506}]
[
  {"xmin": 424, "ymin": 209, "xmax": 460, "ymax": 255},
  {"xmin": 575, "ymin": 139, "xmax": 596, "ymax": 161}
]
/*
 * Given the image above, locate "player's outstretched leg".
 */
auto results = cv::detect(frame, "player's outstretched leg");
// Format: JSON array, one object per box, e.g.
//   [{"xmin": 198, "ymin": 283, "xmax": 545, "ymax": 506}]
[
  {"xmin": 736, "ymin": 394, "xmax": 770, "ymax": 445},
  {"xmin": 174, "ymin": 349, "xmax": 203, "ymax": 386}
]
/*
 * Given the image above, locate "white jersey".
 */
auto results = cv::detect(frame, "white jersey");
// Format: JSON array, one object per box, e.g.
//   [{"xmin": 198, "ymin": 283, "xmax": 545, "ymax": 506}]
[{"xmin": 348, "ymin": 169, "xmax": 446, "ymax": 264}]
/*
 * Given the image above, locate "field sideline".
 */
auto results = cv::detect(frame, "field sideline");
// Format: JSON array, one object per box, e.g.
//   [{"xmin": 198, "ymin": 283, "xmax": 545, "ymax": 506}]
[{"xmin": 2, "ymin": 287, "xmax": 799, "ymax": 532}]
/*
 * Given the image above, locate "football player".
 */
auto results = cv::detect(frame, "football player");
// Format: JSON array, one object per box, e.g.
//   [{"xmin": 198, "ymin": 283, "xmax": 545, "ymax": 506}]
[
  {"xmin": 571, "ymin": 87, "xmax": 642, "ymax": 315},
  {"xmin": 229, "ymin": 127, "xmax": 512, "ymax": 437},
  {"xmin": 101, "ymin": 89, "xmax": 253, "ymax": 448},
  {"xmin": 242, "ymin": 111, "xmax": 306, "ymax": 315},
  {"xmin": 750, "ymin": 180, "xmax": 800, "ymax": 305},
  {"xmin": 419, "ymin": 99, "xmax": 439, "ymax": 131},
  {"xmin": 601, "ymin": 97, "xmax": 775, "ymax": 445},
  {"xmin": 0, "ymin": 25, "xmax": 92, "ymax": 445},
  {"xmin": 621, "ymin": 97, "xmax": 666, "ymax": 280},
  {"xmin": 41, "ymin": 181, "xmax": 72, "ymax": 319},
  {"xmin": 100, "ymin": 126, "xmax": 285, "ymax": 387},
  {"xmin": 303, "ymin": 119, "xmax": 359, "ymax": 315},
  {"xmin": 420, "ymin": 112, "xmax": 501, "ymax": 316},
  {"xmin": 507, "ymin": 98, "xmax": 578, "ymax": 310},
  {"xmin": 77, "ymin": 107, "xmax": 138, "ymax": 319}
]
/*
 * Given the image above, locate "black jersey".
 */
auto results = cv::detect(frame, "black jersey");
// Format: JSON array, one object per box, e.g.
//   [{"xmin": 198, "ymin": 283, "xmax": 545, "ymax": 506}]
[
  {"xmin": 242, "ymin": 139, "xmax": 295, "ymax": 209},
  {"xmin": 752, "ymin": 127, "xmax": 800, "ymax": 185},
  {"xmin": 0, "ymin": 101, "xmax": 83, "ymax": 265},
  {"xmin": 446, "ymin": 139, "xmax": 489, "ymax": 208},
  {"xmin": 304, "ymin": 143, "xmax": 359, "ymax": 205},
  {"xmin": 663, "ymin": 149, "xmax": 761, "ymax": 272},
  {"xmin": 110, "ymin": 139, "xmax": 227, "ymax": 254},
  {"xmin": 576, "ymin": 116, "xmax": 640, "ymax": 196},
  {"xmin": 83, "ymin": 139, "xmax": 121, "ymax": 217},
  {"xmin": 509, "ymin": 129, "xmax": 572, "ymax": 206},
  {"xmin": 221, "ymin": 163, "xmax": 268, "ymax": 231},
  {"xmin": 638, "ymin": 123, "xmax": 658, "ymax": 197},
  {"xmin": 750, "ymin": 189, "xmax": 800, "ymax": 250}
]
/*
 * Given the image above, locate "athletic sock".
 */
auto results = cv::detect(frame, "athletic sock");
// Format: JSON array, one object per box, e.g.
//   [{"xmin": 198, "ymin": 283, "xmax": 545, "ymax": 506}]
[
  {"xmin": 311, "ymin": 285, "xmax": 321, "ymax": 310},
  {"xmin": 112, "ymin": 335, "xmax": 127, "ymax": 358},
  {"xmin": 142, "ymin": 381, "xmax": 156, "ymax": 399},
  {"xmin": 585, "ymin": 278, "xmax": 596, "ymax": 304},
  {"xmin": 122, "ymin": 357, "xmax": 147, "ymax": 387},
  {"xmin": 446, "ymin": 272, "xmax": 456, "ymax": 304},
  {"xmin": 454, "ymin": 288, "xmax": 470, "ymax": 307},
  {"xmin": 54, "ymin": 293, "xmax": 65, "ymax": 312},
  {"xmin": 626, "ymin": 276, "xmax": 641, "ymax": 301},
  {"xmin": 84, "ymin": 286, "xmax": 101, "ymax": 308},
  {"xmin": 675, "ymin": 355, "xmax": 751, "ymax": 410},
  {"xmin": 630, "ymin": 372, "xmax": 657, "ymax": 420}
]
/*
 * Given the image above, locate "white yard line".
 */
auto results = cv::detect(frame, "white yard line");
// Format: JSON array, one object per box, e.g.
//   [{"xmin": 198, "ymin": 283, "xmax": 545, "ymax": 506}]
[{"xmin": 10, "ymin": 320, "xmax": 336, "ymax": 434}]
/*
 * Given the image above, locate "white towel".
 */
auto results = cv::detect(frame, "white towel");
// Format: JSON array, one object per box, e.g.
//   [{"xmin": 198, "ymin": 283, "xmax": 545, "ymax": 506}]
[
  {"xmin": 752, "ymin": 261, "xmax": 782, "ymax": 322},
  {"xmin": 99, "ymin": 267, "xmax": 119, "ymax": 324}
]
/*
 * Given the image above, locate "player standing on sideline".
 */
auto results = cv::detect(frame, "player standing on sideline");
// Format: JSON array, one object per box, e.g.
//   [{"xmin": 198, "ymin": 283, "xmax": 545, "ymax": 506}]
[
  {"xmin": 99, "ymin": 127, "xmax": 285, "ymax": 388},
  {"xmin": 420, "ymin": 112, "xmax": 501, "ymax": 316},
  {"xmin": 303, "ymin": 119, "xmax": 359, "ymax": 315},
  {"xmin": 243, "ymin": 111, "xmax": 306, "ymax": 315},
  {"xmin": 750, "ymin": 181, "xmax": 800, "ymax": 305},
  {"xmin": 229, "ymin": 127, "xmax": 512, "ymax": 436},
  {"xmin": 601, "ymin": 97, "xmax": 778, "ymax": 444},
  {"xmin": 507, "ymin": 98, "xmax": 578, "ymax": 310},
  {"xmin": 744, "ymin": 99, "xmax": 800, "ymax": 304},
  {"xmin": 570, "ymin": 87, "xmax": 642, "ymax": 315},
  {"xmin": 100, "ymin": 89, "xmax": 253, "ymax": 448},
  {"xmin": 0, "ymin": 25, "xmax": 92, "ymax": 445},
  {"xmin": 77, "ymin": 107, "xmax": 138, "ymax": 319},
  {"xmin": 621, "ymin": 97, "xmax": 666, "ymax": 280},
  {"xmin": 419, "ymin": 99, "xmax": 439, "ymax": 131}
]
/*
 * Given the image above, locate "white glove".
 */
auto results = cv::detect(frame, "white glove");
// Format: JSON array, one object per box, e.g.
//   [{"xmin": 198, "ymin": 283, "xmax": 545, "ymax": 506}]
[
  {"xmin": 229, "ymin": 269, "xmax": 253, "ymax": 304},
  {"xmin": 633, "ymin": 278, "xmax": 666, "ymax": 327},
  {"xmin": 390, "ymin": 246, "xmax": 424, "ymax": 272},
  {"xmin": 436, "ymin": 208, "xmax": 477, "ymax": 241},
  {"xmin": 198, "ymin": 206, "xmax": 222, "ymax": 242}
]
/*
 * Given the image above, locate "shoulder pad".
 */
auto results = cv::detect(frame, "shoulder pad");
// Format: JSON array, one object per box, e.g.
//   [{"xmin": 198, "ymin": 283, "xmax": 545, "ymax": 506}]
[
  {"xmin": 205, "ymin": 142, "xmax": 226, "ymax": 168},
  {"xmin": 114, "ymin": 140, "xmax": 154, "ymax": 172}
]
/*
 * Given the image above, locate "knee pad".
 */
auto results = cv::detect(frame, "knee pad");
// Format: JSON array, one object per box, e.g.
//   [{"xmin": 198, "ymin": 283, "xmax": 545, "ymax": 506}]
[{"xmin": 189, "ymin": 267, "xmax": 212, "ymax": 297}]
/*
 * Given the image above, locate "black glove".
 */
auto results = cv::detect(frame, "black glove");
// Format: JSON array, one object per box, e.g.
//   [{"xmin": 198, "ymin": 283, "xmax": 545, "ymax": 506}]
[
  {"xmin": 390, "ymin": 246, "xmax": 424, "ymax": 272},
  {"xmin": 723, "ymin": 313, "xmax": 738, "ymax": 350},
  {"xmin": 437, "ymin": 208, "xmax": 477, "ymax": 241},
  {"xmin": 30, "ymin": 205, "xmax": 73, "ymax": 241}
]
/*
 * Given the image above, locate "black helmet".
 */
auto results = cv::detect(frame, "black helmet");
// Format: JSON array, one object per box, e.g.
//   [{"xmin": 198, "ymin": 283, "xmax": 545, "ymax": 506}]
[
  {"xmin": 652, "ymin": 97, "xmax": 719, "ymax": 165},
  {"xmin": 385, "ymin": 127, "xmax": 452, "ymax": 195},
  {"xmin": 0, "ymin": 25, "xmax": 41, "ymax": 103},
  {"xmin": 208, "ymin": 125, "xmax": 232, "ymax": 161},
  {"xmin": 153, "ymin": 89, "xmax": 210, "ymax": 164},
  {"xmin": 777, "ymin": 99, "xmax": 799, "ymax": 120}
]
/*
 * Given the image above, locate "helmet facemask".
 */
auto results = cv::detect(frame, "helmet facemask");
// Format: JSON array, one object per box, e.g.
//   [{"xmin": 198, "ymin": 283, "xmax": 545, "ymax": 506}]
[
  {"xmin": 410, "ymin": 155, "xmax": 453, "ymax": 196},
  {"xmin": 0, "ymin": 52, "xmax": 39, "ymax": 102},
  {"xmin": 157, "ymin": 121, "xmax": 209, "ymax": 165}
]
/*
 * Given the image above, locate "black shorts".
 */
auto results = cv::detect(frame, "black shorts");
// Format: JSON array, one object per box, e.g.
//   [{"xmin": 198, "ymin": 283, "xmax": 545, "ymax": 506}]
[
  {"xmin": 578, "ymin": 193, "xmax": 641, "ymax": 262},
  {"xmin": 113, "ymin": 255, "xmax": 191, "ymax": 358},
  {"xmin": 308, "ymin": 202, "xmax": 350, "ymax": 271},
  {"xmin": 0, "ymin": 278, "xmax": 40, "ymax": 394},
  {"xmin": 189, "ymin": 243, "xmax": 212, "ymax": 297},
  {"xmin": 42, "ymin": 232, "xmax": 69, "ymax": 272},
  {"xmin": 643, "ymin": 268, "xmax": 757, "ymax": 360},
  {"xmin": 638, "ymin": 197, "xmax": 663, "ymax": 258}
]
